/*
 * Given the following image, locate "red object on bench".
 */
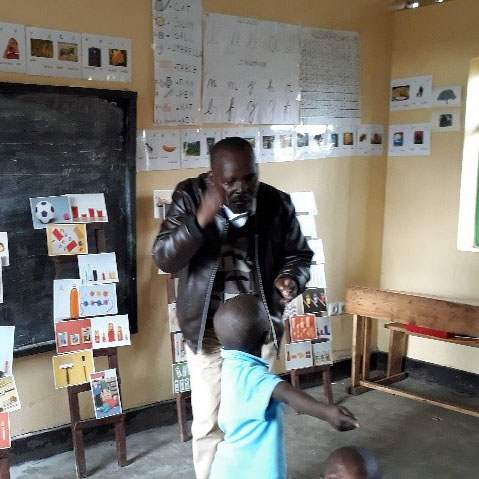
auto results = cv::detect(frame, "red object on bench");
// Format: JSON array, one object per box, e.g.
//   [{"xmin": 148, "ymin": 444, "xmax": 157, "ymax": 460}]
[{"xmin": 404, "ymin": 324, "xmax": 453, "ymax": 339}]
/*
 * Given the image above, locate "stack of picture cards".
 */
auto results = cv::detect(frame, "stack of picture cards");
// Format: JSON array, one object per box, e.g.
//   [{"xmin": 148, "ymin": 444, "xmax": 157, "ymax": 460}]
[
  {"xmin": 0, "ymin": 327, "xmax": 20, "ymax": 450},
  {"xmin": 0, "ymin": 232, "xmax": 9, "ymax": 304},
  {"xmin": 284, "ymin": 191, "xmax": 333, "ymax": 370}
]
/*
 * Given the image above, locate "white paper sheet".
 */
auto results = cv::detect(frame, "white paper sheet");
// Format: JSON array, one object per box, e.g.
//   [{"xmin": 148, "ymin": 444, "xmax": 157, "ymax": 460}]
[
  {"xmin": 273, "ymin": 127, "xmax": 295, "ymax": 162},
  {"xmin": 431, "ymin": 109, "xmax": 461, "ymax": 132},
  {"xmin": 290, "ymin": 191, "xmax": 318, "ymax": 215},
  {"xmin": 300, "ymin": 27, "xmax": 360, "ymax": 125},
  {"xmin": 181, "ymin": 129, "xmax": 208, "ymax": 169},
  {"xmin": 153, "ymin": 0, "xmax": 202, "ymax": 124},
  {"xmin": 293, "ymin": 125, "xmax": 329, "ymax": 160},
  {"xmin": 0, "ymin": 233, "xmax": 9, "ymax": 267},
  {"xmin": 307, "ymin": 238, "xmax": 325, "ymax": 265},
  {"xmin": 296, "ymin": 214, "xmax": 317, "ymax": 238},
  {"xmin": 153, "ymin": 189, "xmax": 173, "ymax": 219},
  {"xmin": 390, "ymin": 75, "xmax": 432, "ymax": 111},
  {"xmin": 26, "ymin": 27, "xmax": 82, "ymax": 78},
  {"xmin": 201, "ymin": 128, "xmax": 222, "ymax": 167},
  {"xmin": 0, "ymin": 22, "xmax": 26, "ymax": 73},
  {"xmin": 357, "ymin": 124, "xmax": 384, "ymax": 156},
  {"xmin": 143, "ymin": 130, "xmax": 182, "ymax": 170},
  {"xmin": 432, "ymin": 85, "xmax": 461, "ymax": 107},
  {"xmin": 388, "ymin": 123, "xmax": 431, "ymax": 156},
  {"xmin": 203, "ymin": 13, "xmax": 300, "ymax": 124},
  {"xmin": 307, "ymin": 264, "xmax": 327, "ymax": 288},
  {"xmin": 285, "ymin": 341, "xmax": 313, "ymax": 371},
  {"xmin": 312, "ymin": 340, "xmax": 333, "ymax": 366}
]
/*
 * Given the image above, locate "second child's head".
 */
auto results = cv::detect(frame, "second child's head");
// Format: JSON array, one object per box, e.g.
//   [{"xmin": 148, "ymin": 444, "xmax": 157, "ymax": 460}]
[
  {"xmin": 321, "ymin": 447, "xmax": 382, "ymax": 479},
  {"xmin": 213, "ymin": 294, "xmax": 270, "ymax": 356}
]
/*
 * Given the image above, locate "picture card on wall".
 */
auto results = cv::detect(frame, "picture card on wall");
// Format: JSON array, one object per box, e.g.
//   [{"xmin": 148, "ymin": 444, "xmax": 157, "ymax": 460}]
[
  {"xmin": 296, "ymin": 214, "xmax": 317, "ymax": 238},
  {"xmin": 90, "ymin": 315, "xmax": 130, "ymax": 349},
  {"xmin": 52, "ymin": 350, "xmax": 94, "ymax": 389},
  {"xmin": 307, "ymin": 238, "xmax": 325, "ymax": 265},
  {"xmin": 54, "ymin": 318, "xmax": 92, "ymax": 354},
  {"xmin": 172, "ymin": 362, "xmax": 191, "ymax": 394},
  {"xmin": 388, "ymin": 123, "xmax": 431, "ymax": 156},
  {"xmin": 432, "ymin": 85, "xmax": 461, "ymax": 107},
  {"xmin": 390, "ymin": 75, "xmax": 432, "ymax": 111},
  {"xmin": 312, "ymin": 340, "xmax": 333, "ymax": 366},
  {"xmin": 274, "ymin": 128, "xmax": 295, "ymax": 162},
  {"xmin": 0, "ymin": 265, "xmax": 3, "ymax": 304},
  {"xmin": 0, "ymin": 232, "xmax": 9, "ymax": 266},
  {"xmin": 285, "ymin": 341, "xmax": 313, "ymax": 371},
  {"xmin": 79, "ymin": 283, "xmax": 118, "ymax": 317},
  {"xmin": 168, "ymin": 302, "xmax": 180, "ymax": 332},
  {"xmin": 46, "ymin": 223, "xmax": 88, "ymax": 256},
  {"xmin": 181, "ymin": 129, "xmax": 208, "ymax": 169},
  {"xmin": 259, "ymin": 126, "xmax": 277, "ymax": 163},
  {"xmin": 78, "ymin": 253, "xmax": 118, "ymax": 283},
  {"xmin": 306, "ymin": 263, "xmax": 327, "ymax": 288},
  {"xmin": 315, "ymin": 315, "xmax": 332, "ymax": 338},
  {"xmin": 0, "ymin": 412, "xmax": 11, "ymax": 449},
  {"xmin": 338, "ymin": 126, "xmax": 357, "ymax": 156},
  {"xmin": 303, "ymin": 287, "xmax": 327, "ymax": 314},
  {"xmin": 90, "ymin": 369, "xmax": 122, "ymax": 419},
  {"xmin": 290, "ymin": 191, "xmax": 318, "ymax": 216},
  {"xmin": 29, "ymin": 196, "xmax": 73, "ymax": 229},
  {"xmin": 357, "ymin": 124, "xmax": 384, "ymax": 156},
  {"xmin": 54, "ymin": 279, "xmax": 82, "ymax": 321},
  {"xmin": 0, "ymin": 376, "xmax": 20, "ymax": 413},
  {"xmin": 290, "ymin": 314, "xmax": 317, "ymax": 342},
  {"xmin": 431, "ymin": 109, "xmax": 461, "ymax": 132},
  {"xmin": 0, "ymin": 326, "xmax": 15, "ymax": 377},
  {"xmin": 294, "ymin": 125, "xmax": 328, "ymax": 160},
  {"xmin": 202, "ymin": 128, "xmax": 222, "ymax": 167},
  {"xmin": 222, "ymin": 127, "xmax": 260, "ymax": 162},
  {"xmin": 67, "ymin": 193, "xmax": 108, "ymax": 223},
  {"xmin": 172, "ymin": 331, "xmax": 187, "ymax": 363},
  {"xmin": 0, "ymin": 22, "xmax": 26, "ymax": 73},
  {"xmin": 147, "ymin": 130, "xmax": 181, "ymax": 170},
  {"xmin": 153, "ymin": 190, "xmax": 173, "ymax": 220},
  {"xmin": 26, "ymin": 27, "xmax": 82, "ymax": 78}
]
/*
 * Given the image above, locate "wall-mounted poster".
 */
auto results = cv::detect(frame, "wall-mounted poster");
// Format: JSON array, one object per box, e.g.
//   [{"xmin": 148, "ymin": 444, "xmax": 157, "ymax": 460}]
[
  {"xmin": 90, "ymin": 314, "xmax": 131, "ymax": 349},
  {"xmin": 390, "ymin": 75, "xmax": 432, "ymax": 111},
  {"xmin": 90, "ymin": 369, "xmax": 122, "ymax": 419},
  {"xmin": 315, "ymin": 315, "xmax": 332, "ymax": 338},
  {"xmin": 0, "ymin": 22, "xmax": 26, "ymax": 73},
  {"xmin": 26, "ymin": 27, "xmax": 82, "ymax": 78},
  {"xmin": 52, "ymin": 350, "xmax": 94, "ymax": 389},
  {"xmin": 78, "ymin": 253, "xmax": 119, "ymax": 283},
  {"xmin": 29, "ymin": 196, "xmax": 73, "ymax": 229},
  {"xmin": 46, "ymin": 224, "xmax": 88, "ymax": 256}
]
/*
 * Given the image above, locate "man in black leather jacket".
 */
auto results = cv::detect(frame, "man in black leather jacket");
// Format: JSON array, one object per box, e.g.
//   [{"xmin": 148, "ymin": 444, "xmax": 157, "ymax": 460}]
[{"xmin": 152, "ymin": 137, "xmax": 312, "ymax": 479}]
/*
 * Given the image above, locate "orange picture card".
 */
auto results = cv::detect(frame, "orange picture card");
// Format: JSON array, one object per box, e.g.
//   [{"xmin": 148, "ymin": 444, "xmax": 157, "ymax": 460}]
[
  {"xmin": 46, "ymin": 223, "xmax": 88, "ymax": 256},
  {"xmin": 0, "ymin": 412, "xmax": 11, "ymax": 449},
  {"xmin": 290, "ymin": 314, "xmax": 318, "ymax": 342},
  {"xmin": 54, "ymin": 318, "xmax": 92, "ymax": 354}
]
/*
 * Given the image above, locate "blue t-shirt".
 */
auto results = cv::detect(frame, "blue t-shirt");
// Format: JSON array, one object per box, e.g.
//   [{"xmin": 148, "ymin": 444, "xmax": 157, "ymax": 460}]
[{"xmin": 210, "ymin": 349, "xmax": 286, "ymax": 479}]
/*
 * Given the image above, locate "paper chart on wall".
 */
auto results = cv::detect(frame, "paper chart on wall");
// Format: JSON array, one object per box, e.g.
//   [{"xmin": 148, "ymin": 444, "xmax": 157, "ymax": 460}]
[
  {"xmin": 82, "ymin": 33, "xmax": 131, "ymax": 82},
  {"xmin": 222, "ymin": 127, "xmax": 260, "ymax": 161},
  {"xmin": 181, "ymin": 129, "xmax": 210, "ymax": 169},
  {"xmin": 152, "ymin": 0, "xmax": 202, "ymax": 124},
  {"xmin": 203, "ymin": 13, "xmax": 300, "ymax": 125},
  {"xmin": 294, "ymin": 125, "xmax": 329, "ymax": 160},
  {"xmin": 388, "ymin": 123, "xmax": 431, "ymax": 156},
  {"xmin": 432, "ymin": 85, "xmax": 461, "ymax": 107},
  {"xmin": 431, "ymin": 109, "xmax": 461, "ymax": 132},
  {"xmin": 0, "ymin": 22, "xmax": 26, "ymax": 73},
  {"xmin": 300, "ymin": 27, "xmax": 360, "ymax": 125},
  {"xmin": 144, "ymin": 130, "xmax": 182, "ymax": 170},
  {"xmin": 26, "ymin": 27, "xmax": 82, "ymax": 78},
  {"xmin": 357, "ymin": 124, "xmax": 384, "ymax": 156},
  {"xmin": 390, "ymin": 75, "xmax": 432, "ymax": 111}
]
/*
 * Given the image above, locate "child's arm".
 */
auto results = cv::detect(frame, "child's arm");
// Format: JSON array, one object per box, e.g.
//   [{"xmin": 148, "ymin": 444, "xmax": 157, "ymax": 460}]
[{"xmin": 272, "ymin": 382, "xmax": 359, "ymax": 431}]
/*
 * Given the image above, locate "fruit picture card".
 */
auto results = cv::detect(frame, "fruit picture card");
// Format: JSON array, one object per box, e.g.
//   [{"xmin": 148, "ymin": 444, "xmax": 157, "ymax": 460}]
[
  {"xmin": 0, "ymin": 232, "xmax": 9, "ymax": 267},
  {"xmin": 90, "ymin": 368, "xmax": 122, "ymax": 419},
  {"xmin": 54, "ymin": 319, "xmax": 92, "ymax": 354},
  {"xmin": 46, "ymin": 224, "xmax": 88, "ymax": 256},
  {"xmin": 52, "ymin": 350, "xmax": 94, "ymax": 389},
  {"xmin": 0, "ymin": 376, "xmax": 21, "ymax": 412},
  {"xmin": 67, "ymin": 193, "xmax": 108, "ymax": 223},
  {"xmin": 29, "ymin": 196, "xmax": 73, "ymax": 229},
  {"xmin": 0, "ymin": 412, "xmax": 11, "ymax": 449},
  {"xmin": 90, "ymin": 315, "xmax": 130, "ymax": 349},
  {"xmin": 78, "ymin": 253, "xmax": 119, "ymax": 283},
  {"xmin": 0, "ymin": 326, "xmax": 15, "ymax": 377}
]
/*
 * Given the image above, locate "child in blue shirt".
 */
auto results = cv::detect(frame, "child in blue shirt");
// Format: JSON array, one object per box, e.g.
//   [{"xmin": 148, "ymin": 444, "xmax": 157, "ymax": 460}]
[{"xmin": 210, "ymin": 294, "xmax": 359, "ymax": 479}]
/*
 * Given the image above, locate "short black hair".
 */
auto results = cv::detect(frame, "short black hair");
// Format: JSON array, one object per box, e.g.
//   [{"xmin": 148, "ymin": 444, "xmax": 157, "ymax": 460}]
[
  {"xmin": 210, "ymin": 137, "xmax": 255, "ymax": 171},
  {"xmin": 325, "ymin": 447, "xmax": 382, "ymax": 479},
  {"xmin": 213, "ymin": 294, "xmax": 270, "ymax": 352}
]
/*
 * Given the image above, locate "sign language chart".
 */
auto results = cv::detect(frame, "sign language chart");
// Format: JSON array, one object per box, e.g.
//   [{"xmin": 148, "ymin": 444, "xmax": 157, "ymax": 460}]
[
  {"xmin": 152, "ymin": 0, "xmax": 202, "ymax": 124},
  {"xmin": 202, "ymin": 13, "xmax": 300, "ymax": 125}
]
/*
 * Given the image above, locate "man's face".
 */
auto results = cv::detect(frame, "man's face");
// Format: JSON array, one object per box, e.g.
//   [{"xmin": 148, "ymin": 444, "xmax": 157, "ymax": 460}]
[{"xmin": 211, "ymin": 148, "xmax": 258, "ymax": 214}]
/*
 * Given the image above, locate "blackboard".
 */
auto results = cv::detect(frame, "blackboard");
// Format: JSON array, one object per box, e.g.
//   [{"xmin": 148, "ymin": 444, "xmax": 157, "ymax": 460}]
[{"xmin": 0, "ymin": 82, "xmax": 137, "ymax": 356}]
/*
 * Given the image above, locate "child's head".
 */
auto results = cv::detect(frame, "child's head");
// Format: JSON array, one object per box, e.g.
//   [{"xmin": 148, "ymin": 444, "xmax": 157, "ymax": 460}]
[
  {"xmin": 322, "ymin": 447, "xmax": 381, "ymax": 479},
  {"xmin": 213, "ymin": 294, "xmax": 270, "ymax": 355}
]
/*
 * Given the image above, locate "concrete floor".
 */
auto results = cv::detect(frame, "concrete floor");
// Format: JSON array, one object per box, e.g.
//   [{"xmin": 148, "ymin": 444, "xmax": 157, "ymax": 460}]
[{"xmin": 11, "ymin": 377, "xmax": 479, "ymax": 478}]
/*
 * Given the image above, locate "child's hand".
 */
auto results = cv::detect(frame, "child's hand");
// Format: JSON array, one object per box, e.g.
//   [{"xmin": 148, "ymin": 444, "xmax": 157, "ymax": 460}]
[{"xmin": 326, "ymin": 405, "xmax": 359, "ymax": 431}]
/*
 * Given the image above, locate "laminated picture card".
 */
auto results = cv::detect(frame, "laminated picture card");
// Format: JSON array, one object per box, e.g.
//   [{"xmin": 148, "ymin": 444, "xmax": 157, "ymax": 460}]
[
  {"xmin": 0, "ymin": 326, "xmax": 15, "ymax": 377},
  {"xmin": 46, "ymin": 223, "xmax": 88, "ymax": 256},
  {"xmin": 0, "ymin": 376, "xmax": 21, "ymax": 413},
  {"xmin": 78, "ymin": 252, "xmax": 119, "ymax": 283},
  {"xmin": 90, "ymin": 369, "xmax": 122, "ymax": 419},
  {"xmin": 90, "ymin": 315, "xmax": 131, "ymax": 349},
  {"xmin": 54, "ymin": 318, "xmax": 92, "ymax": 354},
  {"xmin": 285, "ymin": 341, "xmax": 313, "ymax": 371},
  {"xmin": 52, "ymin": 350, "xmax": 94, "ymax": 389}
]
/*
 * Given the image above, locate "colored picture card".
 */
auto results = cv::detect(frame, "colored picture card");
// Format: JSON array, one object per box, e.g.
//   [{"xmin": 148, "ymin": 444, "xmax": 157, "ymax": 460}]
[
  {"xmin": 303, "ymin": 288, "xmax": 327, "ymax": 314},
  {"xmin": 0, "ymin": 326, "xmax": 15, "ymax": 377},
  {"xmin": 290, "ymin": 314, "xmax": 317, "ymax": 342},
  {"xmin": 0, "ymin": 22, "xmax": 26, "ymax": 73},
  {"xmin": 0, "ymin": 232, "xmax": 9, "ymax": 267},
  {"xmin": 79, "ymin": 283, "xmax": 118, "ymax": 317},
  {"xmin": 172, "ymin": 331, "xmax": 187, "ymax": 363},
  {"xmin": 90, "ymin": 369, "xmax": 122, "ymax": 419},
  {"xmin": 67, "ymin": 193, "xmax": 108, "ymax": 223},
  {"xmin": 46, "ymin": 224, "xmax": 88, "ymax": 256},
  {"xmin": 78, "ymin": 253, "xmax": 119, "ymax": 283},
  {"xmin": 432, "ymin": 85, "xmax": 461, "ymax": 108},
  {"xmin": 312, "ymin": 340, "xmax": 333, "ymax": 366},
  {"xmin": 315, "ymin": 315, "xmax": 332, "ymax": 338},
  {"xmin": 285, "ymin": 341, "xmax": 313, "ymax": 371},
  {"xmin": 0, "ymin": 412, "xmax": 11, "ymax": 449},
  {"xmin": 0, "ymin": 375, "xmax": 21, "ymax": 412},
  {"xmin": 53, "ymin": 279, "xmax": 83, "ymax": 321},
  {"xmin": 153, "ymin": 190, "xmax": 173, "ymax": 220},
  {"xmin": 54, "ymin": 319, "xmax": 92, "ymax": 354},
  {"xmin": 52, "ymin": 350, "xmax": 94, "ymax": 389},
  {"xmin": 168, "ymin": 302, "xmax": 180, "ymax": 332},
  {"xmin": 90, "ymin": 315, "xmax": 130, "ymax": 349},
  {"xmin": 29, "ymin": 196, "xmax": 73, "ymax": 229},
  {"xmin": 390, "ymin": 75, "xmax": 432, "ymax": 111},
  {"xmin": 172, "ymin": 362, "xmax": 191, "ymax": 394}
]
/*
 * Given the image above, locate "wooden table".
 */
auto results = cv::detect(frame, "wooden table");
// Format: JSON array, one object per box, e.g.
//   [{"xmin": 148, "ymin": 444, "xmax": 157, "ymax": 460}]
[{"xmin": 345, "ymin": 287, "xmax": 479, "ymax": 418}]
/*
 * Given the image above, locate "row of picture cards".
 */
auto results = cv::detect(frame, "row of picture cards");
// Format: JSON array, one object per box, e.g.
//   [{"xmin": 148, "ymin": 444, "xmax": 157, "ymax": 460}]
[
  {"xmin": 137, "ymin": 124, "xmax": 385, "ymax": 171},
  {"xmin": 0, "ymin": 22, "xmax": 130, "ymax": 81},
  {"xmin": 285, "ymin": 339, "xmax": 332, "ymax": 370}
]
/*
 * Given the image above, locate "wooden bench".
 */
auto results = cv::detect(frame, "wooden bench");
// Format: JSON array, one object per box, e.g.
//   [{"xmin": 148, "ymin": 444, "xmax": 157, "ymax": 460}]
[{"xmin": 345, "ymin": 287, "xmax": 479, "ymax": 418}]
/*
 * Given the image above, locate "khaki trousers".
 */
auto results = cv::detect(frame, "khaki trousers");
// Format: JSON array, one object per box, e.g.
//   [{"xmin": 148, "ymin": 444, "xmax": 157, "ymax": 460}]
[{"xmin": 185, "ymin": 329, "xmax": 277, "ymax": 479}]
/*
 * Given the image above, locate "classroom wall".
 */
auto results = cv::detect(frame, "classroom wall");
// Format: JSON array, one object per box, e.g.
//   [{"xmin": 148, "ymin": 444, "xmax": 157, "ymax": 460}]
[
  {"xmin": 1, "ymin": 0, "xmax": 393, "ymax": 437},
  {"xmin": 379, "ymin": 0, "xmax": 479, "ymax": 374}
]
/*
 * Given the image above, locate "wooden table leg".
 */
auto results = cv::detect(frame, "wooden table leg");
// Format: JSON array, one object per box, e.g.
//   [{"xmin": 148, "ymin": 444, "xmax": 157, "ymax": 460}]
[
  {"xmin": 362, "ymin": 317, "xmax": 373, "ymax": 381},
  {"xmin": 322, "ymin": 367, "xmax": 334, "ymax": 404},
  {"xmin": 0, "ymin": 450, "xmax": 10, "ymax": 479},
  {"xmin": 387, "ymin": 329, "xmax": 408, "ymax": 377},
  {"xmin": 350, "ymin": 315, "xmax": 365, "ymax": 394},
  {"xmin": 114, "ymin": 416, "xmax": 127, "ymax": 467},
  {"xmin": 68, "ymin": 388, "xmax": 87, "ymax": 479},
  {"xmin": 176, "ymin": 393, "xmax": 191, "ymax": 442}
]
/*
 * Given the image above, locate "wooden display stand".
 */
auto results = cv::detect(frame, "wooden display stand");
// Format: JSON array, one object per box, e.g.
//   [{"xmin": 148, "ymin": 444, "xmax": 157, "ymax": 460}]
[
  {"xmin": 0, "ymin": 450, "xmax": 10, "ymax": 479},
  {"xmin": 284, "ymin": 317, "xmax": 334, "ymax": 406},
  {"xmin": 54, "ymin": 224, "xmax": 127, "ymax": 478},
  {"xmin": 346, "ymin": 286, "xmax": 479, "ymax": 418}
]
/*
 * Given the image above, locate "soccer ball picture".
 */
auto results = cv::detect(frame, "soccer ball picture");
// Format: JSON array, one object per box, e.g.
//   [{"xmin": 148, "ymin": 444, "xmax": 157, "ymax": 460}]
[{"xmin": 35, "ymin": 200, "xmax": 55, "ymax": 224}]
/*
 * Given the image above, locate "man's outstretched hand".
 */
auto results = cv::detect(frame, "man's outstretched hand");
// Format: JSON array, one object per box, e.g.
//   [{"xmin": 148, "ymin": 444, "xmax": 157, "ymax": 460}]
[{"xmin": 274, "ymin": 277, "xmax": 298, "ymax": 305}]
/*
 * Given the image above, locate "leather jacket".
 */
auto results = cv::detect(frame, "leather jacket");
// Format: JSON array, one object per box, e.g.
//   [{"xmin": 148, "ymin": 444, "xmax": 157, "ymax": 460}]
[{"xmin": 152, "ymin": 173, "xmax": 313, "ymax": 353}]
